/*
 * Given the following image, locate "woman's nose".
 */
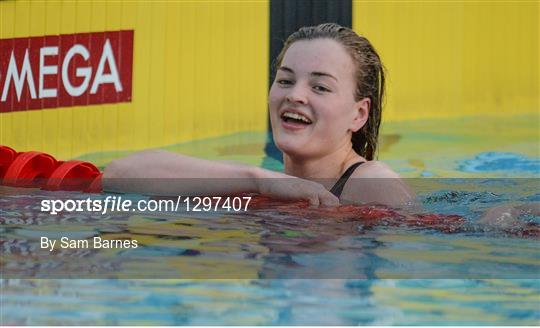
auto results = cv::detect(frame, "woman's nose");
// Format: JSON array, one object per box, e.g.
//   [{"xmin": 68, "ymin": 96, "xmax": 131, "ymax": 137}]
[{"xmin": 286, "ymin": 85, "xmax": 308, "ymax": 105}]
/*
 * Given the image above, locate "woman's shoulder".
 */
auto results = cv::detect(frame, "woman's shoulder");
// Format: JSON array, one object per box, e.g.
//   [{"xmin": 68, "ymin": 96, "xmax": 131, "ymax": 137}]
[
  {"xmin": 351, "ymin": 160, "xmax": 401, "ymax": 179},
  {"xmin": 340, "ymin": 160, "xmax": 414, "ymax": 206}
]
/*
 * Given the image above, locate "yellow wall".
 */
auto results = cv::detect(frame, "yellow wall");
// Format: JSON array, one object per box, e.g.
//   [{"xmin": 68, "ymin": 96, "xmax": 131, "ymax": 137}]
[
  {"xmin": 353, "ymin": 1, "xmax": 539, "ymax": 120},
  {"xmin": 0, "ymin": 0, "xmax": 269, "ymax": 159}
]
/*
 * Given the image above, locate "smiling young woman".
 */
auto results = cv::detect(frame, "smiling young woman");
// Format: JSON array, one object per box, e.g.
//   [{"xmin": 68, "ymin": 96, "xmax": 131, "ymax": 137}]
[{"xmin": 103, "ymin": 23, "xmax": 413, "ymax": 207}]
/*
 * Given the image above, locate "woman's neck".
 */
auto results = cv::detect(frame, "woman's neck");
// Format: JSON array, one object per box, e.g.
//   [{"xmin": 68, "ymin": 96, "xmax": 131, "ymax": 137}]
[{"xmin": 283, "ymin": 142, "xmax": 364, "ymax": 181}]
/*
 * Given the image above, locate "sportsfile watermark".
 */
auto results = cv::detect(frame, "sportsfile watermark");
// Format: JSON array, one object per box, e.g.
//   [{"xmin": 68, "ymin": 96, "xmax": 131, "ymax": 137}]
[
  {"xmin": 40, "ymin": 195, "xmax": 253, "ymax": 215},
  {"xmin": 1, "ymin": 178, "xmax": 539, "ymax": 279}
]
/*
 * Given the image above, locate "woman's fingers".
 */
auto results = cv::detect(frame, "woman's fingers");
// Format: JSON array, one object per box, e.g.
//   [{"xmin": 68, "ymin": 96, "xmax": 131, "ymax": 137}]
[
  {"xmin": 307, "ymin": 195, "xmax": 320, "ymax": 207},
  {"xmin": 320, "ymin": 192, "xmax": 340, "ymax": 207},
  {"xmin": 307, "ymin": 185, "xmax": 339, "ymax": 207},
  {"xmin": 257, "ymin": 176, "xmax": 339, "ymax": 207}
]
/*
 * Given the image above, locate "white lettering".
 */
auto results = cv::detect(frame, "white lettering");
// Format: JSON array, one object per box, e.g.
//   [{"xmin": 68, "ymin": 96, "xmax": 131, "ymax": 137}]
[
  {"xmin": 62, "ymin": 44, "xmax": 92, "ymax": 97},
  {"xmin": 90, "ymin": 39, "xmax": 122, "ymax": 94},
  {"xmin": 39, "ymin": 46, "xmax": 58, "ymax": 98},
  {"xmin": 1, "ymin": 50, "xmax": 37, "ymax": 102},
  {"xmin": 0, "ymin": 34, "xmax": 128, "ymax": 105},
  {"xmin": 40, "ymin": 237, "xmax": 56, "ymax": 252},
  {"xmin": 40, "ymin": 200, "xmax": 51, "ymax": 213}
]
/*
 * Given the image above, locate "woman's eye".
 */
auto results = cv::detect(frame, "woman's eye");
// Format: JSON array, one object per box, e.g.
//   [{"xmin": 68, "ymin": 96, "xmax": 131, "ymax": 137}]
[
  {"xmin": 276, "ymin": 79, "xmax": 293, "ymax": 86},
  {"xmin": 313, "ymin": 85, "xmax": 331, "ymax": 93}
]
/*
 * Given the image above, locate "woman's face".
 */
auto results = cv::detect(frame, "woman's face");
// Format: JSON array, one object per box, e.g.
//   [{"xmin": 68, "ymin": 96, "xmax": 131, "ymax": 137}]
[{"xmin": 269, "ymin": 39, "xmax": 368, "ymax": 159}]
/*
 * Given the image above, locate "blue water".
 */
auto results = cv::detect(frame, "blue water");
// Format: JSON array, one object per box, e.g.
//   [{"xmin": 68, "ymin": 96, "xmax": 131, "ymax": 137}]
[
  {"xmin": 458, "ymin": 152, "xmax": 540, "ymax": 174},
  {"xmin": 1, "ymin": 181, "xmax": 539, "ymax": 325},
  {"xmin": 3, "ymin": 279, "xmax": 539, "ymax": 325}
]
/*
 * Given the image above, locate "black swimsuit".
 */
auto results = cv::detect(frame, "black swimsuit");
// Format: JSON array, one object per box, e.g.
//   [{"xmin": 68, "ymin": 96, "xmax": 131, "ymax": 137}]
[{"xmin": 329, "ymin": 162, "xmax": 365, "ymax": 198}]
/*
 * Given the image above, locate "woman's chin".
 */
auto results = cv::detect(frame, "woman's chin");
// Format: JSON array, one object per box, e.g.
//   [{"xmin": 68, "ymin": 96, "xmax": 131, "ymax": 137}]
[{"xmin": 275, "ymin": 139, "xmax": 309, "ymax": 157}]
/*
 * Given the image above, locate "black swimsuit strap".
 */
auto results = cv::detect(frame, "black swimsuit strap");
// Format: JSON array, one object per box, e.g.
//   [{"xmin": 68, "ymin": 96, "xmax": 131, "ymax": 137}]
[{"xmin": 329, "ymin": 162, "xmax": 365, "ymax": 198}]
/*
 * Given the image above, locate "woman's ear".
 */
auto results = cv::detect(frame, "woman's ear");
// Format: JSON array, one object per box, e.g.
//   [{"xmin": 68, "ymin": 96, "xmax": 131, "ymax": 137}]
[{"xmin": 350, "ymin": 97, "xmax": 370, "ymax": 132}]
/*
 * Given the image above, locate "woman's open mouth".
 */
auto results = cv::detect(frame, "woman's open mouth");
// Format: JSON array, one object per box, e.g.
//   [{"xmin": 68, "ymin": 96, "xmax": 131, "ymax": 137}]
[{"xmin": 280, "ymin": 111, "xmax": 312, "ymax": 130}]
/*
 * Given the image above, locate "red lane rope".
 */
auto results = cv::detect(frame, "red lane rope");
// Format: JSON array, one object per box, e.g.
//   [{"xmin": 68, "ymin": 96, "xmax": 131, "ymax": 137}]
[{"xmin": 0, "ymin": 145, "xmax": 102, "ymax": 192}]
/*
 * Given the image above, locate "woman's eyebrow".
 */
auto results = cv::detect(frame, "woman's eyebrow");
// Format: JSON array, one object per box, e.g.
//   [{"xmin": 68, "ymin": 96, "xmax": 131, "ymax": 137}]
[
  {"xmin": 278, "ymin": 66, "xmax": 294, "ymax": 74},
  {"xmin": 311, "ymin": 71, "xmax": 338, "ymax": 82},
  {"xmin": 279, "ymin": 66, "xmax": 338, "ymax": 82}
]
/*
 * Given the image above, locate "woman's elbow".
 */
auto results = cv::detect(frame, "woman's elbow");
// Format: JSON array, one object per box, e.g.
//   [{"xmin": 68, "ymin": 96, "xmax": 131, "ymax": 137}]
[
  {"xmin": 103, "ymin": 158, "xmax": 127, "ymax": 179},
  {"xmin": 102, "ymin": 151, "xmax": 156, "ymax": 192},
  {"xmin": 101, "ymin": 158, "xmax": 137, "ymax": 193},
  {"xmin": 103, "ymin": 150, "xmax": 159, "ymax": 179}
]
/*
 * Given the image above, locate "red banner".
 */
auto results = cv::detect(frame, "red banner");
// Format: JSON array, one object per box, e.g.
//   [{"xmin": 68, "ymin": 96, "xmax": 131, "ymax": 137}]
[{"xmin": 0, "ymin": 30, "xmax": 134, "ymax": 113}]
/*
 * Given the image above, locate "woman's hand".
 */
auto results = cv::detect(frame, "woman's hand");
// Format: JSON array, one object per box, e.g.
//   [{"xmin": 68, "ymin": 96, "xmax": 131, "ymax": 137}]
[{"xmin": 252, "ymin": 167, "xmax": 339, "ymax": 207}]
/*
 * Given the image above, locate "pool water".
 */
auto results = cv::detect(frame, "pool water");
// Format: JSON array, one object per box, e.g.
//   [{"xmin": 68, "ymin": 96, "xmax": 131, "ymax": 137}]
[{"xmin": 1, "ymin": 114, "xmax": 539, "ymax": 325}]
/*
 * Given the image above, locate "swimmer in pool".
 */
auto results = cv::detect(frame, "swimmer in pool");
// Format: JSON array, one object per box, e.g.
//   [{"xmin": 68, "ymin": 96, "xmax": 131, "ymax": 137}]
[{"xmin": 103, "ymin": 23, "xmax": 413, "ymax": 207}]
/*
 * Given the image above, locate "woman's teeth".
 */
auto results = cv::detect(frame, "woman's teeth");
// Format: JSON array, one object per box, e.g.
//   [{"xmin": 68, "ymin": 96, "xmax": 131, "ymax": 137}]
[{"xmin": 281, "ymin": 112, "xmax": 312, "ymax": 124}]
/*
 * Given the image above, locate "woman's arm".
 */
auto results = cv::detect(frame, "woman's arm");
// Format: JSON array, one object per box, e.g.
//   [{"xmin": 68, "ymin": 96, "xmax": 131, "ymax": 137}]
[
  {"xmin": 103, "ymin": 150, "xmax": 339, "ymax": 206},
  {"xmin": 340, "ymin": 161, "xmax": 416, "ymax": 208},
  {"xmin": 103, "ymin": 149, "xmax": 257, "ymax": 195}
]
